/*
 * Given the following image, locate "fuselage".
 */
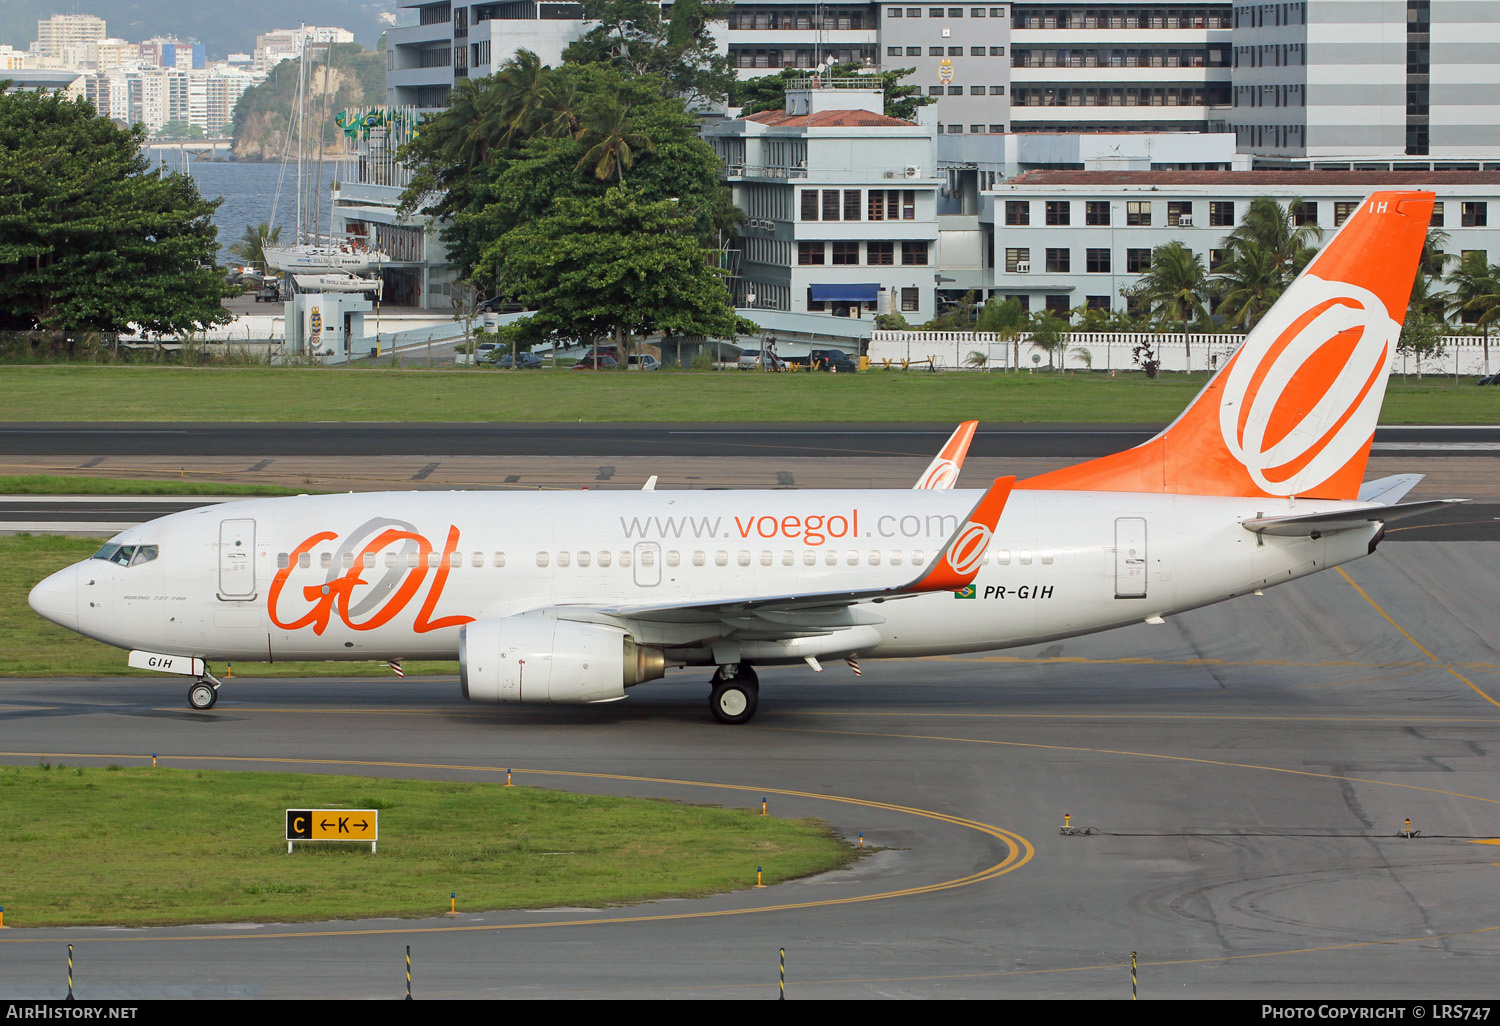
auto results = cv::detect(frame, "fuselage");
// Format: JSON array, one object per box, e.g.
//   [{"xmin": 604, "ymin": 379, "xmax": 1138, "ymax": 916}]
[{"xmin": 29, "ymin": 487, "xmax": 1381, "ymax": 668}]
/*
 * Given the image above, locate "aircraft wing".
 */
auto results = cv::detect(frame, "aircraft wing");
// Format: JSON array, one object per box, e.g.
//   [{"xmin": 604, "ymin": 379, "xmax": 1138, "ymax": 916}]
[
  {"xmin": 560, "ymin": 477, "xmax": 1015, "ymax": 636},
  {"xmin": 1241, "ymin": 499, "xmax": 1465, "ymax": 537},
  {"xmin": 1358, "ymin": 473, "xmax": 1424, "ymax": 505}
]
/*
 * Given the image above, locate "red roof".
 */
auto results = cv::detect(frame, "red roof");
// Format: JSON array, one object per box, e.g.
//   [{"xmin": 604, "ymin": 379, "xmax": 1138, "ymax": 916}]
[
  {"xmin": 743, "ymin": 108, "xmax": 917, "ymax": 128},
  {"xmin": 1007, "ymin": 170, "xmax": 1500, "ymax": 186}
]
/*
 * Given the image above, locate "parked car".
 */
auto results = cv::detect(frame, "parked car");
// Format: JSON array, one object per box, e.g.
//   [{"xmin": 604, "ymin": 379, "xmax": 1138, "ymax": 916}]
[
  {"xmin": 475, "ymin": 341, "xmax": 501, "ymax": 359},
  {"xmin": 574, "ymin": 346, "xmax": 619, "ymax": 367},
  {"xmin": 492, "ymin": 351, "xmax": 543, "ymax": 369},
  {"xmin": 627, "ymin": 354, "xmax": 660, "ymax": 371},
  {"xmin": 738, "ymin": 350, "xmax": 785, "ymax": 371},
  {"xmin": 572, "ymin": 355, "xmax": 619, "ymax": 370},
  {"xmin": 809, "ymin": 349, "xmax": 858, "ymax": 373}
]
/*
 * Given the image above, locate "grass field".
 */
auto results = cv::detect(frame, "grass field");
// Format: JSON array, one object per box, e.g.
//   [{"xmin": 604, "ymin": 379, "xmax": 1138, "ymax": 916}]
[
  {"xmin": 2, "ymin": 365, "xmax": 1493, "ymax": 423},
  {"xmin": 1, "ymin": 535, "xmax": 455, "ymax": 678},
  {"xmin": 0, "ymin": 765, "xmax": 853, "ymax": 927},
  {"xmin": 0, "ymin": 475, "xmax": 309, "ymax": 496}
]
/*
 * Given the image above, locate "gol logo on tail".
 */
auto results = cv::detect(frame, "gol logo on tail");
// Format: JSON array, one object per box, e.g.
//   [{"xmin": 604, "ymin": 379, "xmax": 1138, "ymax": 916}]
[
  {"xmin": 268, "ymin": 518, "xmax": 474, "ymax": 635},
  {"xmin": 1218, "ymin": 275, "xmax": 1399, "ymax": 496}
]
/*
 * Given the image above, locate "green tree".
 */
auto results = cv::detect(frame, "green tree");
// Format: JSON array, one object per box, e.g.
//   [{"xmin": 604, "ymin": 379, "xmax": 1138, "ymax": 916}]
[
  {"xmin": 227, "ymin": 223, "xmax": 283, "ymax": 272},
  {"xmin": 1128, "ymin": 240, "xmax": 1211, "ymax": 370},
  {"xmin": 403, "ymin": 64, "xmax": 736, "ymax": 292},
  {"xmin": 1446, "ymin": 250, "xmax": 1500, "ymax": 375},
  {"xmin": 732, "ymin": 63, "xmax": 935, "ymax": 122},
  {"xmin": 562, "ymin": 0, "xmax": 737, "ymax": 105},
  {"xmin": 1396, "ymin": 308, "xmax": 1446, "ymax": 380},
  {"xmin": 491, "ymin": 188, "xmax": 740, "ymax": 353},
  {"xmin": 976, "ymin": 295, "xmax": 1026, "ymax": 371},
  {"xmin": 1213, "ymin": 196, "xmax": 1322, "ymax": 329},
  {"xmin": 0, "ymin": 85, "xmax": 232, "ymax": 335},
  {"xmin": 1027, "ymin": 313, "xmax": 1070, "ymax": 370}
]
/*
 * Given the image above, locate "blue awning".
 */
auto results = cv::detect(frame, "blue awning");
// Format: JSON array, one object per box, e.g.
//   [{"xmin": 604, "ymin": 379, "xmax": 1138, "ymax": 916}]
[{"xmin": 809, "ymin": 283, "xmax": 881, "ymax": 303}]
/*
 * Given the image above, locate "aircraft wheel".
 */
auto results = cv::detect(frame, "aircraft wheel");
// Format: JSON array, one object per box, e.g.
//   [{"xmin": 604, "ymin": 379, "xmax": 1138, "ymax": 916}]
[
  {"xmin": 188, "ymin": 681, "xmax": 218, "ymax": 710},
  {"xmin": 709, "ymin": 679, "xmax": 758, "ymax": 725}
]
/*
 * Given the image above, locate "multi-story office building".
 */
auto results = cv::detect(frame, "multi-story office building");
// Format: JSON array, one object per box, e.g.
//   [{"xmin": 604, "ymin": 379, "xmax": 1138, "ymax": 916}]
[
  {"xmin": 388, "ymin": 1, "xmax": 1237, "ymax": 136},
  {"xmin": 704, "ymin": 79, "xmax": 942, "ymax": 319},
  {"xmin": 965, "ymin": 169, "xmax": 1500, "ymax": 316},
  {"xmin": 1225, "ymin": 0, "xmax": 1500, "ymax": 163},
  {"xmin": 33, "ymin": 14, "xmax": 107, "ymax": 61}
]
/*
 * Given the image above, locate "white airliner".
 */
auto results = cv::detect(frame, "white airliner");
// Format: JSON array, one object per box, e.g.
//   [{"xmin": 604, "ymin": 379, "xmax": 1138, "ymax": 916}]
[{"xmin": 29, "ymin": 192, "xmax": 1457, "ymax": 723}]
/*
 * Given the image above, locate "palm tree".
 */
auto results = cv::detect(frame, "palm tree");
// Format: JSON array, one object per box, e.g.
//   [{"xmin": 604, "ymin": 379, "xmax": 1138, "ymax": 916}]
[
  {"xmin": 1409, "ymin": 227, "xmax": 1454, "ymax": 321},
  {"xmin": 576, "ymin": 98, "xmax": 652, "ymax": 184},
  {"xmin": 1128, "ymin": 241, "xmax": 1210, "ymax": 371},
  {"xmin": 491, "ymin": 49, "xmax": 549, "ymax": 145},
  {"xmin": 1213, "ymin": 196, "xmax": 1323, "ymax": 330},
  {"xmin": 1446, "ymin": 251, "xmax": 1500, "ymax": 375},
  {"xmin": 228, "ymin": 223, "xmax": 282, "ymax": 272},
  {"xmin": 976, "ymin": 295, "xmax": 1026, "ymax": 371},
  {"xmin": 534, "ymin": 72, "xmax": 584, "ymax": 140}
]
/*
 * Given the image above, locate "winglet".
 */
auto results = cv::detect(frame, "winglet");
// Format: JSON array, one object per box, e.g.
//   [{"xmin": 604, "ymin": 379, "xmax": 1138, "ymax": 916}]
[
  {"xmin": 906, "ymin": 476, "xmax": 1015, "ymax": 593},
  {"xmin": 914, "ymin": 421, "xmax": 979, "ymax": 490}
]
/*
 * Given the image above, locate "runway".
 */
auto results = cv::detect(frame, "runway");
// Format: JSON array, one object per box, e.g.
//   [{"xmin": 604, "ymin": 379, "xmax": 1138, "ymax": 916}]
[
  {"xmin": 3, "ymin": 541, "xmax": 1500, "ymax": 999},
  {"xmin": 4, "ymin": 421, "xmax": 1500, "ymax": 459}
]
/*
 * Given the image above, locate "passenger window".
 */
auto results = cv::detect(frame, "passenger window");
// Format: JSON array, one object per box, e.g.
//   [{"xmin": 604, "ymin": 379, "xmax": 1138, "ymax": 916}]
[
  {"xmin": 640, "ymin": 549, "xmax": 655, "ymax": 567},
  {"xmin": 760, "ymin": 551, "xmax": 772, "ymax": 567},
  {"xmin": 277, "ymin": 553, "xmax": 290, "ymax": 569},
  {"xmin": 386, "ymin": 552, "xmax": 399, "ymax": 569},
  {"xmin": 1041, "ymin": 550, "xmax": 1054, "ymax": 565},
  {"xmin": 536, "ymin": 552, "xmax": 550, "ymax": 567},
  {"xmin": 782, "ymin": 551, "xmax": 794, "ymax": 566},
  {"xmin": 363, "ymin": 553, "xmax": 375, "ymax": 569},
  {"xmin": 299, "ymin": 553, "xmax": 311, "ymax": 569},
  {"xmin": 738, "ymin": 551, "xmax": 751, "ymax": 567},
  {"xmin": 666, "ymin": 551, "xmax": 680, "ymax": 567},
  {"xmin": 620, "ymin": 551, "xmax": 632, "ymax": 568},
  {"xmin": 558, "ymin": 551, "xmax": 571, "ymax": 568},
  {"xmin": 715, "ymin": 551, "xmax": 728, "ymax": 567},
  {"xmin": 598, "ymin": 551, "xmax": 611, "ymax": 567},
  {"xmin": 342, "ymin": 552, "xmax": 355, "ymax": 569},
  {"xmin": 471, "ymin": 552, "xmax": 484, "ymax": 568},
  {"xmin": 869, "ymin": 551, "xmax": 881, "ymax": 566},
  {"xmin": 692, "ymin": 551, "xmax": 705, "ymax": 567},
  {"xmin": 494, "ymin": 552, "xmax": 506, "ymax": 568},
  {"xmin": 1019, "ymin": 549, "xmax": 1033, "ymax": 565},
  {"xmin": 994, "ymin": 549, "xmax": 1011, "ymax": 565},
  {"xmin": 578, "ymin": 551, "xmax": 592, "ymax": 567},
  {"xmin": 825, "ymin": 550, "xmax": 838, "ymax": 566},
  {"xmin": 803, "ymin": 551, "xmax": 816, "ymax": 566},
  {"xmin": 890, "ymin": 551, "xmax": 903, "ymax": 566},
  {"xmin": 406, "ymin": 552, "xmax": 419, "ymax": 569},
  {"xmin": 427, "ymin": 552, "xmax": 441, "ymax": 569},
  {"xmin": 449, "ymin": 552, "xmax": 461, "ymax": 568},
  {"xmin": 912, "ymin": 551, "xmax": 926, "ymax": 566},
  {"xmin": 320, "ymin": 552, "xmax": 333, "ymax": 569},
  {"xmin": 846, "ymin": 551, "xmax": 859, "ymax": 565}
]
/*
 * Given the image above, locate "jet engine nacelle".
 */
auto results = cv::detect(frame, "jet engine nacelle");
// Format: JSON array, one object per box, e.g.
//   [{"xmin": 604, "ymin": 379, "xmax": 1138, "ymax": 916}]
[{"xmin": 459, "ymin": 617, "xmax": 665, "ymax": 704}]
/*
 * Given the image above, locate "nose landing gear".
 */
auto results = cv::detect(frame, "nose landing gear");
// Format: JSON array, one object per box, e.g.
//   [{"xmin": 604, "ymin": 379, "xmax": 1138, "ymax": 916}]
[{"xmin": 709, "ymin": 664, "xmax": 759, "ymax": 725}]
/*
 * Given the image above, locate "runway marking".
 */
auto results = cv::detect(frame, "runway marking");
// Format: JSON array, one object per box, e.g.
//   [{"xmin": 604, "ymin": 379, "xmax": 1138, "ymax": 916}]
[
  {"xmin": 0, "ymin": 755, "xmax": 1034, "ymax": 945},
  {"xmin": 934, "ymin": 654, "xmax": 1500, "ymax": 672},
  {"xmin": 1336, "ymin": 566, "xmax": 1500, "ymax": 709},
  {"xmin": 777, "ymin": 728, "xmax": 1500, "ymax": 807}
]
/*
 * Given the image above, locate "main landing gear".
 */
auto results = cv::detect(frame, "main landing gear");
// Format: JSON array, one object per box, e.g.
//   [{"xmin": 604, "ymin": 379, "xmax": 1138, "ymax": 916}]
[
  {"xmin": 709, "ymin": 664, "xmax": 759, "ymax": 725},
  {"xmin": 188, "ymin": 667, "xmax": 224, "ymax": 710}
]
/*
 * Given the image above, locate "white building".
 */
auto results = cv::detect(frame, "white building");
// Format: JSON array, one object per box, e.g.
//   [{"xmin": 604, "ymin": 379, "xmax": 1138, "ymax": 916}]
[
  {"xmin": 33, "ymin": 14, "xmax": 107, "ymax": 61},
  {"xmin": 968, "ymin": 169, "xmax": 1500, "ymax": 316},
  {"xmin": 704, "ymin": 78, "xmax": 942, "ymax": 322}
]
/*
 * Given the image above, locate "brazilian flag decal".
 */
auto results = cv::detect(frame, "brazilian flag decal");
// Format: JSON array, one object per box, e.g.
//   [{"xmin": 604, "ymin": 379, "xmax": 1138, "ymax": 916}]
[{"xmin": 954, "ymin": 584, "xmax": 976, "ymax": 599}]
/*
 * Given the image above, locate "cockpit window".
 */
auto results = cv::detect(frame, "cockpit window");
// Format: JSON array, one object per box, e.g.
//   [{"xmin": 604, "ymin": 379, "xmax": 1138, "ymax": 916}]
[{"xmin": 90, "ymin": 543, "xmax": 158, "ymax": 567}]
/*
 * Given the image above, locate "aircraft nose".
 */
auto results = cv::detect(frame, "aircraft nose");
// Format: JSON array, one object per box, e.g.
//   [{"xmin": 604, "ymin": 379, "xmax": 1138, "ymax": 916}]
[{"xmin": 28, "ymin": 564, "xmax": 80, "ymax": 632}]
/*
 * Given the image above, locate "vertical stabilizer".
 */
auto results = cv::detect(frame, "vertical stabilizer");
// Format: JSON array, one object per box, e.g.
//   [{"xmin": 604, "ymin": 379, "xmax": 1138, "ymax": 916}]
[{"xmin": 1018, "ymin": 191, "xmax": 1434, "ymax": 500}]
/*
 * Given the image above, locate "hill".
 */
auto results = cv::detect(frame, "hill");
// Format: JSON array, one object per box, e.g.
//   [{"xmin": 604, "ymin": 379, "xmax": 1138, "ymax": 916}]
[{"xmin": 230, "ymin": 43, "xmax": 386, "ymax": 161}]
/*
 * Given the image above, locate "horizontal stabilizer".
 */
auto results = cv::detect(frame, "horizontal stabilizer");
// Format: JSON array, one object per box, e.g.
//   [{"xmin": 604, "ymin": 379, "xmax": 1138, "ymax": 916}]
[
  {"xmin": 1358, "ymin": 474, "xmax": 1424, "ymax": 505},
  {"xmin": 1242, "ymin": 499, "xmax": 1465, "ymax": 537}
]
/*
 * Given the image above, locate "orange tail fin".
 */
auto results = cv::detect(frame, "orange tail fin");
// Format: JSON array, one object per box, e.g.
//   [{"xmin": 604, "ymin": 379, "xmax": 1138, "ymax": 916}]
[{"xmin": 1019, "ymin": 191, "xmax": 1434, "ymax": 501}]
